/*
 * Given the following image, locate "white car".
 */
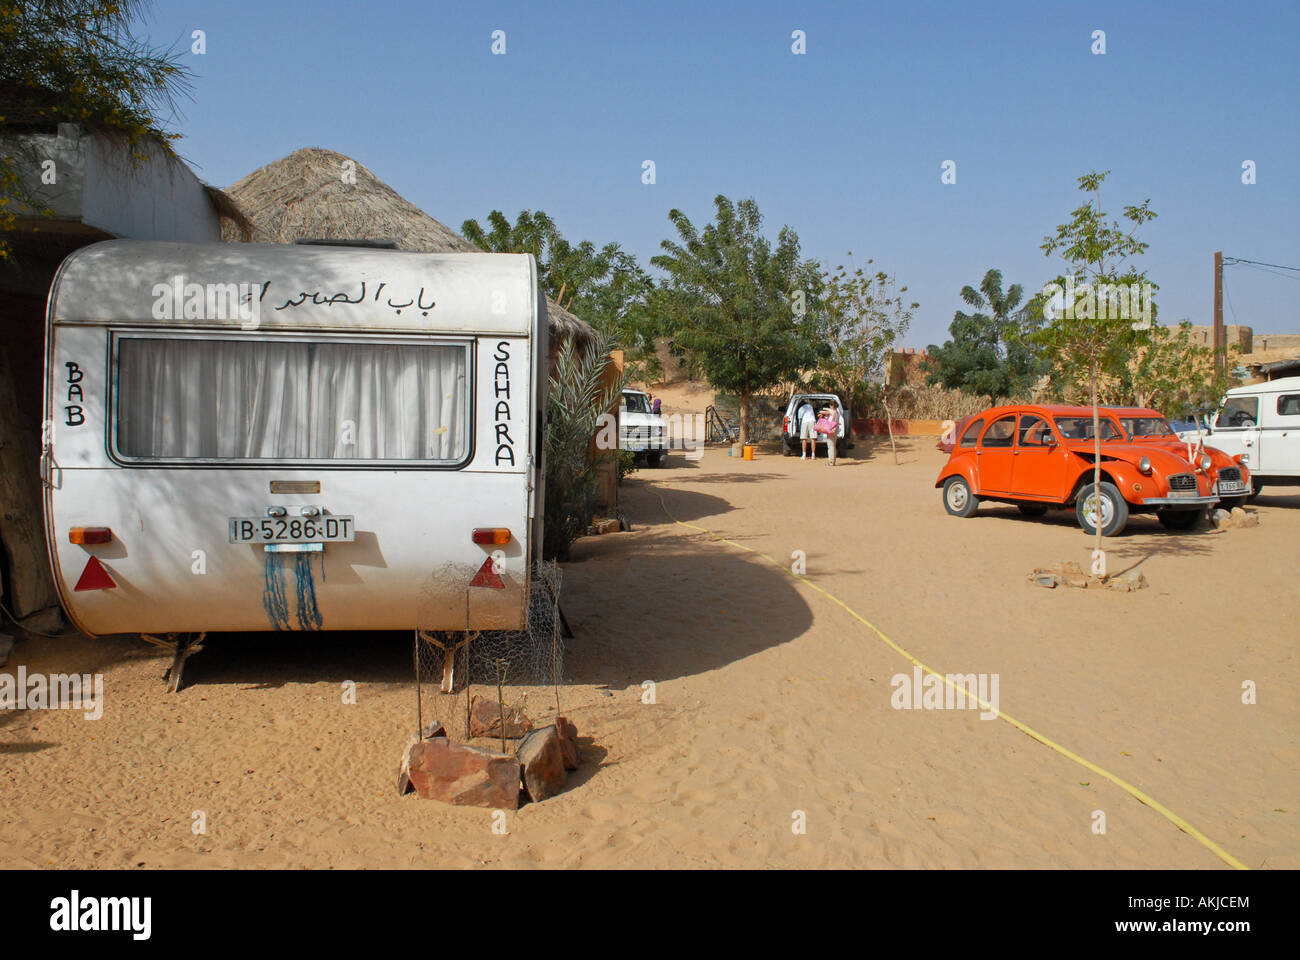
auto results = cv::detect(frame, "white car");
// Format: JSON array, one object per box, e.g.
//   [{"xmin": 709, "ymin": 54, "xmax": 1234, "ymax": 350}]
[
  {"xmin": 781, "ymin": 393, "xmax": 850, "ymax": 456},
  {"xmin": 620, "ymin": 389, "xmax": 668, "ymax": 466},
  {"xmin": 1195, "ymin": 376, "xmax": 1300, "ymax": 499}
]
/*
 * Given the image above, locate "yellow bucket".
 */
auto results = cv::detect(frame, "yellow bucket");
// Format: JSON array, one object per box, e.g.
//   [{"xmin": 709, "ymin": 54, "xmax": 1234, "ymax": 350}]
[{"xmin": 742, "ymin": 444, "xmax": 754, "ymax": 460}]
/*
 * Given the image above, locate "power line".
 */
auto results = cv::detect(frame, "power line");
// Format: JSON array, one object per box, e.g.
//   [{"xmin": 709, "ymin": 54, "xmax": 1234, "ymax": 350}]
[
  {"xmin": 1232, "ymin": 262, "xmax": 1300, "ymax": 281},
  {"xmin": 1222, "ymin": 256, "xmax": 1300, "ymax": 272},
  {"xmin": 1222, "ymin": 270, "xmax": 1240, "ymax": 324}
]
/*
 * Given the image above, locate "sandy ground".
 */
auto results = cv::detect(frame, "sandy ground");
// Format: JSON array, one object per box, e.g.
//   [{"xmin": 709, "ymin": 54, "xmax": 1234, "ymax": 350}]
[
  {"xmin": 637, "ymin": 380, "xmax": 716, "ymax": 416},
  {"xmin": 2, "ymin": 438, "xmax": 1296, "ymax": 869}
]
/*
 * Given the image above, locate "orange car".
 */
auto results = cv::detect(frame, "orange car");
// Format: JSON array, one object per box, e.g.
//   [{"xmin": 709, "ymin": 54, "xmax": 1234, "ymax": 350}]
[
  {"xmin": 934, "ymin": 404, "xmax": 1219, "ymax": 536},
  {"xmin": 1106, "ymin": 407, "xmax": 1252, "ymax": 511}
]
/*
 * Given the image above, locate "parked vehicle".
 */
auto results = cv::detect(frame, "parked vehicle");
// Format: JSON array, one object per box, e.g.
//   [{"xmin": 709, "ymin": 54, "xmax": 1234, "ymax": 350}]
[
  {"xmin": 1107, "ymin": 407, "xmax": 1252, "ymax": 510},
  {"xmin": 782, "ymin": 393, "xmax": 850, "ymax": 456},
  {"xmin": 1169, "ymin": 412, "xmax": 1214, "ymax": 440},
  {"xmin": 619, "ymin": 389, "xmax": 667, "ymax": 466},
  {"xmin": 1189, "ymin": 376, "xmax": 1300, "ymax": 500},
  {"xmin": 934, "ymin": 404, "xmax": 1218, "ymax": 535},
  {"xmin": 42, "ymin": 240, "xmax": 547, "ymax": 640},
  {"xmin": 937, "ymin": 412, "xmax": 979, "ymax": 454}
]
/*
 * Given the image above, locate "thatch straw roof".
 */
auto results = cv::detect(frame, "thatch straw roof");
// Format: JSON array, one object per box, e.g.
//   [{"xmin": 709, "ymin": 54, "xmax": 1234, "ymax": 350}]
[
  {"xmin": 222, "ymin": 147, "xmax": 593, "ymax": 342},
  {"xmin": 203, "ymin": 184, "xmax": 252, "ymax": 240}
]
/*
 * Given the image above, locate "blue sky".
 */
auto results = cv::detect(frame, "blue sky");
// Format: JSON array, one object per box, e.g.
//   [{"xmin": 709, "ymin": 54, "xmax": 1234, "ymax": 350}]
[{"xmin": 142, "ymin": 0, "xmax": 1298, "ymax": 347}]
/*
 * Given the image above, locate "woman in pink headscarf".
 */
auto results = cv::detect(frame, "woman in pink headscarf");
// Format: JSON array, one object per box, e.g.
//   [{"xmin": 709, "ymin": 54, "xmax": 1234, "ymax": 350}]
[{"xmin": 815, "ymin": 405, "xmax": 840, "ymax": 466}]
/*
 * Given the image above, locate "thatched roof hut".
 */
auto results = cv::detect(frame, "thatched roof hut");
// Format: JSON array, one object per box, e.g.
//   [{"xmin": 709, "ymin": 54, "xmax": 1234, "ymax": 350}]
[{"xmin": 222, "ymin": 147, "xmax": 593, "ymax": 343}]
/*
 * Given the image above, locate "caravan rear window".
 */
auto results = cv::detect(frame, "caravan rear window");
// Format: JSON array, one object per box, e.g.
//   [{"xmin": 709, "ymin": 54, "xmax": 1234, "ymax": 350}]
[{"xmin": 113, "ymin": 335, "xmax": 470, "ymax": 464}]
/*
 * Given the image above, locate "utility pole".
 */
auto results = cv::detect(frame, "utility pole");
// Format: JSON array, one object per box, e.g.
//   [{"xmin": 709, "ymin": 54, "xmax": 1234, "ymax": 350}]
[{"xmin": 1213, "ymin": 250, "xmax": 1224, "ymax": 376}]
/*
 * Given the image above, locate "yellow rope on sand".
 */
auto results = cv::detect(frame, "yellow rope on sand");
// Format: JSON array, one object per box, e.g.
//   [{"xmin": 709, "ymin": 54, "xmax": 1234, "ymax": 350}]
[{"xmin": 655, "ymin": 489, "xmax": 1249, "ymax": 871}]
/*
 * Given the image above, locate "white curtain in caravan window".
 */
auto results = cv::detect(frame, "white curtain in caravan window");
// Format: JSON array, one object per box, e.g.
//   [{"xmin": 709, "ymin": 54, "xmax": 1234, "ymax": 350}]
[{"xmin": 116, "ymin": 338, "xmax": 468, "ymax": 461}]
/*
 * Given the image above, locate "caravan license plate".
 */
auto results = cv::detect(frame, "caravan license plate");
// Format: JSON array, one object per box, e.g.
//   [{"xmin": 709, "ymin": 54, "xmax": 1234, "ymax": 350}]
[{"xmin": 229, "ymin": 516, "xmax": 355, "ymax": 544}]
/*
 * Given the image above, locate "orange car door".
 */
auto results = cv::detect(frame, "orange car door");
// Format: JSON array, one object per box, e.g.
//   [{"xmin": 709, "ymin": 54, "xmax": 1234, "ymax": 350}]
[
  {"xmin": 976, "ymin": 413, "xmax": 1017, "ymax": 493},
  {"xmin": 1012, "ymin": 413, "xmax": 1069, "ymax": 500}
]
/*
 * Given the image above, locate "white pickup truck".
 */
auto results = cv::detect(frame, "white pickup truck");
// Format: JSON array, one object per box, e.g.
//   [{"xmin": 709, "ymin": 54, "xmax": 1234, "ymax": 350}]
[
  {"xmin": 620, "ymin": 389, "xmax": 668, "ymax": 466},
  {"xmin": 1191, "ymin": 376, "xmax": 1300, "ymax": 499}
]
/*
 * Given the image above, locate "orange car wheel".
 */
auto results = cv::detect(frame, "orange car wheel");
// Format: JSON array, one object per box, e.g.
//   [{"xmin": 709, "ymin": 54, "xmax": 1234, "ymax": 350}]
[
  {"xmin": 1075, "ymin": 481, "xmax": 1128, "ymax": 537},
  {"xmin": 942, "ymin": 476, "xmax": 980, "ymax": 518}
]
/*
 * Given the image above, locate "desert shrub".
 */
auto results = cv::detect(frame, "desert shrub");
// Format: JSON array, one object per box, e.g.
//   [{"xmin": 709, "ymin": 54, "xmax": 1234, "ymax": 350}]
[
  {"xmin": 855, "ymin": 383, "xmax": 1029, "ymax": 420},
  {"xmin": 617, "ymin": 449, "xmax": 638, "ymax": 482}
]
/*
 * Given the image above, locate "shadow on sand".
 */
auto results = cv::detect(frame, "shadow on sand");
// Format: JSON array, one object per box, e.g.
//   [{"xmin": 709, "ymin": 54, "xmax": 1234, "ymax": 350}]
[
  {"xmin": 973, "ymin": 503, "xmax": 1220, "ymax": 559},
  {"xmin": 85, "ymin": 478, "xmax": 816, "ymax": 696},
  {"xmin": 559, "ymin": 482, "xmax": 815, "ymax": 689}
]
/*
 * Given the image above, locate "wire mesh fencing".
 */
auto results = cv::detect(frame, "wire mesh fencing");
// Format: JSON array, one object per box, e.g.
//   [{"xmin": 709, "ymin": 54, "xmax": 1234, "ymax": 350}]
[{"xmin": 413, "ymin": 560, "xmax": 564, "ymax": 743}]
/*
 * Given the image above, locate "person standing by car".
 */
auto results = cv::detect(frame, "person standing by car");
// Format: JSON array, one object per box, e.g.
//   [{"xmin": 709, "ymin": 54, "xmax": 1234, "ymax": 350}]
[
  {"xmin": 798, "ymin": 400, "xmax": 817, "ymax": 459},
  {"xmin": 817, "ymin": 405, "xmax": 840, "ymax": 466}
]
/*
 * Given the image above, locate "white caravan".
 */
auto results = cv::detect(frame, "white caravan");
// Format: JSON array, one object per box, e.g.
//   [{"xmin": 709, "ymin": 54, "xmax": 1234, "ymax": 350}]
[
  {"xmin": 42, "ymin": 240, "xmax": 547, "ymax": 642},
  {"xmin": 1198, "ymin": 375, "xmax": 1300, "ymax": 497}
]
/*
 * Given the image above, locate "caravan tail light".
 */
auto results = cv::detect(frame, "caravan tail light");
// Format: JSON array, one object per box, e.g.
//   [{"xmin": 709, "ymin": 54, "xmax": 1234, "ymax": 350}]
[
  {"xmin": 472, "ymin": 528, "xmax": 511, "ymax": 545},
  {"xmin": 69, "ymin": 527, "xmax": 113, "ymax": 545}
]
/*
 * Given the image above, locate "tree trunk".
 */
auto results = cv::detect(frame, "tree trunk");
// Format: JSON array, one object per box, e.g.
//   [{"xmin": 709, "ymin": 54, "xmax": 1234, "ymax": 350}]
[
  {"xmin": 1091, "ymin": 366, "xmax": 1103, "ymax": 563},
  {"xmin": 739, "ymin": 385, "xmax": 750, "ymax": 446},
  {"xmin": 882, "ymin": 388, "xmax": 899, "ymax": 465},
  {"xmin": 0, "ymin": 342, "xmax": 60, "ymax": 617}
]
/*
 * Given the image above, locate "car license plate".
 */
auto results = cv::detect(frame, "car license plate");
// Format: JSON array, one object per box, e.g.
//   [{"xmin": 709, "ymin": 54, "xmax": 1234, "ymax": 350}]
[
  {"xmin": 228, "ymin": 516, "xmax": 355, "ymax": 544},
  {"xmin": 1219, "ymin": 481, "xmax": 1245, "ymax": 494},
  {"xmin": 1168, "ymin": 490, "xmax": 1199, "ymax": 498}
]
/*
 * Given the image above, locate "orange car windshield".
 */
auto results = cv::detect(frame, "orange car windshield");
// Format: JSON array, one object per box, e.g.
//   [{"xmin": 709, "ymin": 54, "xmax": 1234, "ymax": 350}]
[
  {"xmin": 1118, "ymin": 417, "xmax": 1177, "ymax": 439},
  {"xmin": 1053, "ymin": 416, "xmax": 1122, "ymax": 441}
]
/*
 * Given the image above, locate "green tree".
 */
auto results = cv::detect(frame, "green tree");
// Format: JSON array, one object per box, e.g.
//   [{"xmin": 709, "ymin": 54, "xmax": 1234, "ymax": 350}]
[
  {"xmin": 461, "ymin": 209, "xmax": 663, "ymax": 376},
  {"xmin": 925, "ymin": 268, "xmax": 1045, "ymax": 404},
  {"xmin": 817, "ymin": 257, "xmax": 914, "ymax": 396},
  {"xmin": 566, "ymin": 248, "xmax": 663, "ymax": 381},
  {"xmin": 461, "ymin": 208, "xmax": 617, "ymax": 311},
  {"xmin": 1033, "ymin": 169, "xmax": 1158, "ymax": 550},
  {"xmin": 651, "ymin": 195, "xmax": 824, "ymax": 444},
  {"xmin": 1, "ymin": 0, "xmax": 193, "ymax": 260},
  {"xmin": 460, "ymin": 209, "xmax": 558, "ymax": 265},
  {"xmin": 1124, "ymin": 320, "xmax": 1234, "ymax": 418},
  {"xmin": 818, "ymin": 257, "xmax": 918, "ymax": 462}
]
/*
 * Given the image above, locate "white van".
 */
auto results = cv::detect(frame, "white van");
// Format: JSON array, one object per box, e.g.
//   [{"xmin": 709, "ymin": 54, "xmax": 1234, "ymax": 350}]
[
  {"xmin": 1199, "ymin": 375, "xmax": 1300, "ymax": 497},
  {"xmin": 41, "ymin": 240, "xmax": 547, "ymax": 640}
]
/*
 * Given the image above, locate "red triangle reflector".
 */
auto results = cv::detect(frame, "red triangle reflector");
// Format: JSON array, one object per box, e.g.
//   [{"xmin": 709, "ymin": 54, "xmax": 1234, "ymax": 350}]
[
  {"xmin": 74, "ymin": 555, "xmax": 117, "ymax": 591},
  {"xmin": 469, "ymin": 557, "xmax": 505, "ymax": 589}
]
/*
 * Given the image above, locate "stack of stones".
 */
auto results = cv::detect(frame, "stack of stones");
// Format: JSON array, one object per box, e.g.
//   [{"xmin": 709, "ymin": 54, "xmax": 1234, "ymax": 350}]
[{"xmin": 397, "ymin": 703, "xmax": 581, "ymax": 809}]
